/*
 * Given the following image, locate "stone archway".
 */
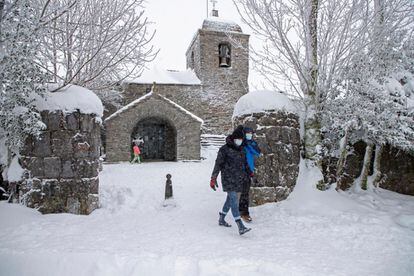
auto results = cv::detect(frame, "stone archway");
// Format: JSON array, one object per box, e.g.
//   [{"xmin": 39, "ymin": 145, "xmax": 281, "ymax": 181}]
[{"xmin": 131, "ymin": 117, "xmax": 177, "ymax": 161}]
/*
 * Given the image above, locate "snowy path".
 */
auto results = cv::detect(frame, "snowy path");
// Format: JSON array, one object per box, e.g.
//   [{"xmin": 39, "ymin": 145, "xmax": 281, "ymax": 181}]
[{"xmin": 1, "ymin": 150, "xmax": 414, "ymax": 276}]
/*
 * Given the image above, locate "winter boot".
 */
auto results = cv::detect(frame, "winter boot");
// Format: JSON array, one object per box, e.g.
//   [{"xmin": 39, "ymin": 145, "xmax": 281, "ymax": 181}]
[
  {"xmin": 218, "ymin": 212, "xmax": 231, "ymax": 227},
  {"xmin": 241, "ymin": 214, "xmax": 252, "ymax": 223},
  {"xmin": 236, "ymin": 219, "xmax": 251, "ymax": 235}
]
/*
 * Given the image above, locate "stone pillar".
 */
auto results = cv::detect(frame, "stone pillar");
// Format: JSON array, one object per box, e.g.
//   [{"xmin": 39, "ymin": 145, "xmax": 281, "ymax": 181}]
[
  {"xmin": 17, "ymin": 110, "xmax": 101, "ymax": 215},
  {"xmin": 233, "ymin": 111, "xmax": 301, "ymax": 205}
]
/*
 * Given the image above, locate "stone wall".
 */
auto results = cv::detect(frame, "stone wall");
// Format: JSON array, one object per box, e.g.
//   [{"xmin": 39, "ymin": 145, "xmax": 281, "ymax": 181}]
[
  {"xmin": 379, "ymin": 144, "xmax": 414, "ymax": 195},
  {"xmin": 105, "ymin": 93, "xmax": 201, "ymax": 162},
  {"xmin": 15, "ymin": 110, "xmax": 101, "ymax": 214},
  {"xmin": 324, "ymin": 141, "xmax": 367, "ymax": 190},
  {"xmin": 323, "ymin": 142, "xmax": 414, "ymax": 195},
  {"xmin": 234, "ymin": 111, "xmax": 301, "ymax": 205}
]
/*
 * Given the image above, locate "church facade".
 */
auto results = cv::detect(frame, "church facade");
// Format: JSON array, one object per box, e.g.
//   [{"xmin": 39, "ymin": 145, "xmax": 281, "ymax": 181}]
[{"xmin": 105, "ymin": 12, "xmax": 249, "ymax": 162}]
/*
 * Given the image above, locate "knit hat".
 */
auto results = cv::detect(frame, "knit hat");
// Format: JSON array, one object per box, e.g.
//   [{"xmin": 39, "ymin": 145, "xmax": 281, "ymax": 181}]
[
  {"xmin": 243, "ymin": 127, "xmax": 254, "ymax": 133},
  {"xmin": 232, "ymin": 125, "xmax": 244, "ymax": 139}
]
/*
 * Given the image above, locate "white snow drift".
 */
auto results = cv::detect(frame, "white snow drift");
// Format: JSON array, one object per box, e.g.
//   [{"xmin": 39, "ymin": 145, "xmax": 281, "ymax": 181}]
[{"xmin": 0, "ymin": 147, "xmax": 413, "ymax": 276}]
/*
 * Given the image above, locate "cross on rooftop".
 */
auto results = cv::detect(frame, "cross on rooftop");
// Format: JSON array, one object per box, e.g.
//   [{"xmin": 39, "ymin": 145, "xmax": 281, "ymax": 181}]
[{"xmin": 210, "ymin": 0, "xmax": 218, "ymax": 10}]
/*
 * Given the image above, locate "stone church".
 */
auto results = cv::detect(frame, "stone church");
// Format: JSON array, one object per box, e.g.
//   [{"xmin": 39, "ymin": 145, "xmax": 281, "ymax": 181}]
[{"xmin": 105, "ymin": 10, "xmax": 249, "ymax": 162}]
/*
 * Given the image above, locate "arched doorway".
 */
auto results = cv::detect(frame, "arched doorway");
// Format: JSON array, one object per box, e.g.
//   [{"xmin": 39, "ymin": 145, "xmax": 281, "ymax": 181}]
[{"xmin": 131, "ymin": 117, "xmax": 176, "ymax": 161}]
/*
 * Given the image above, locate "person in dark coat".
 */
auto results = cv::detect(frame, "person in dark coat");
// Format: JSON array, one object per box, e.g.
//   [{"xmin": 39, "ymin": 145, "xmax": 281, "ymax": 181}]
[
  {"xmin": 210, "ymin": 125, "xmax": 252, "ymax": 235},
  {"xmin": 239, "ymin": 127, "xmax": 261, "ymax": 223}
]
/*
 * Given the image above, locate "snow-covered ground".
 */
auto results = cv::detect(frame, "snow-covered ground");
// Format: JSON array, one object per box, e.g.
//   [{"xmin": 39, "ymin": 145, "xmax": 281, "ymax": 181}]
[{"xmin": 1, "ymin": 148, "xmax": 414, "ymax": 276}]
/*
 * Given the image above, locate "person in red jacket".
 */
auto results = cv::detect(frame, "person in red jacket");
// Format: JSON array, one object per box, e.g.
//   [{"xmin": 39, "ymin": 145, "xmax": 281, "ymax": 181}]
[{"xmin": 131, "ymin": 143, "xmax": 141, "ymax": 164}]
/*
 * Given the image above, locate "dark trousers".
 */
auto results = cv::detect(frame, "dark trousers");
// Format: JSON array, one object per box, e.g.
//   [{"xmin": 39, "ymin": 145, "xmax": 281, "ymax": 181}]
[{"xmin": 239, "ymin": 178, "xmax": 252, "ymax": 215}]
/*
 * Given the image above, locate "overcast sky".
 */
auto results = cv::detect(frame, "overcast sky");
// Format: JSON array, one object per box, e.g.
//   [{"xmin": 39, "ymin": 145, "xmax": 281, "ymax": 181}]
[{"xmin": 144, "ymin": 0, "xmax": 268, "ymax": 90}]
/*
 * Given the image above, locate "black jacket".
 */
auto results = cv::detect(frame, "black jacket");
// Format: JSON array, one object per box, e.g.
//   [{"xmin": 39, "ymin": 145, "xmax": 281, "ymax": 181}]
[{"xmin": 211, "ymin": 135, "xmax": 251, "ymax": 192}]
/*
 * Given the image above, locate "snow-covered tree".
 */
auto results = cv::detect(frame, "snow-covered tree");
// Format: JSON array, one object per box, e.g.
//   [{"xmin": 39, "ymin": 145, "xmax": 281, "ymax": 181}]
[
  {"xmin": 0, "ymin": 0, "xmax": 76, "ymax": 156},
  {"xmin": 233, "ymin": 0, "xmax": 413, "ymax": 187},
  {"xmin": 323, "ymin": 28, "xmax": 414, "ymax": 190},
  {"xmin": 0, "ymin": 0, "xmax": 49, "ymax": 155},
  {"xmin": 36, "ymin": 0, "xmax": 158, "ymax": 92},
  {"xmin": 233, "ymin": 0, "xmax": 381, "ymax": 163}
]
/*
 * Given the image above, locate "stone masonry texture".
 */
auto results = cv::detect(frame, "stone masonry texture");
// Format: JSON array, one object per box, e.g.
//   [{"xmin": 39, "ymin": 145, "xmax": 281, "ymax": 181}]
[
  {"xmin": 234, "ymin": 111, "xmax": 301, "ymax": 206},
  {"xmin": 105, "ymin": 93, "xmax": 202, "ymax": 162},
  {"xmin": 16, "ymin": 110, "xmax": 101, "ymax": 215},
  {"xmin": 325, "ymin": 141, "xmax": 414, "ymax": 195}
]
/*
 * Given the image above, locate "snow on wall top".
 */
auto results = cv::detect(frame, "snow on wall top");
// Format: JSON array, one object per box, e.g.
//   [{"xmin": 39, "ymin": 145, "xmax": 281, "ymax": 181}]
[
  {"xmin": 202, "ymin": 17, "xmax": 243, "ymax": 33},
  {"xmin": 233, "ymin": 90, "xmax": 299, "ymax": 118},
  {"xmin": 35, "ymin": 84, "xmax": 104, "ymax": 117},
  {"xmin": 126, "ymin": 68, "xmax": 201, "ymax": 85}
]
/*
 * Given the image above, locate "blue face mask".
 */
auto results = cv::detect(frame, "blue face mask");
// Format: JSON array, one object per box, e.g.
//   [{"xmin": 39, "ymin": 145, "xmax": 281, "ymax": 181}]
[
  {"xmin": 245, "ymin": 133, "xmax": 253, "ymax": 140},
  {"xmin": 234, "ymin": 139, "xmax": 243, "ymax": 146}
]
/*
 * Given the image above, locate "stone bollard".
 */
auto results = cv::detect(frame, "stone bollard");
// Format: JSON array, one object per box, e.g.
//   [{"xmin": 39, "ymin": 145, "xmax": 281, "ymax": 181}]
[{"xmin": 165, "ymin": 174, "xmax": 173, "ymax": 200}]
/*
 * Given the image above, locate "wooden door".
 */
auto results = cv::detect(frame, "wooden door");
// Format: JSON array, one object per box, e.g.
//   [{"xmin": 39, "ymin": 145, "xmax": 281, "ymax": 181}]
[{"xmin": 138, "ymin": 122, "xmax": 166, "ymax": 160}]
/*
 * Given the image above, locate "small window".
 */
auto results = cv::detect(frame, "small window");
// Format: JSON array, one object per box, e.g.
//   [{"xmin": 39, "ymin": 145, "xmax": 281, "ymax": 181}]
[{"xmin": 218, "ymin": 43, "xmax": 231, "ymax": 67}]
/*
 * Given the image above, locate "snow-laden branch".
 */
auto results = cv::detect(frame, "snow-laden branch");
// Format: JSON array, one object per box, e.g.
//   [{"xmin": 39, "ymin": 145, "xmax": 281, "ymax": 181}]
[{"xmin": 36, "ymin": 0, "xmax": 158, "ymax": 92}]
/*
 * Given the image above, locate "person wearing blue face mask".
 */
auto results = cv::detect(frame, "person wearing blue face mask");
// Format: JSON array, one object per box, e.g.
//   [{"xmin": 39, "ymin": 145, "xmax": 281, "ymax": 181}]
[
  {"xmin": 239, "ymin": 127, "xmax": 261, "ymax": 223},
  {"xmin": 210, "ymin": 125, "xmax": 252, "ymax": 235}
]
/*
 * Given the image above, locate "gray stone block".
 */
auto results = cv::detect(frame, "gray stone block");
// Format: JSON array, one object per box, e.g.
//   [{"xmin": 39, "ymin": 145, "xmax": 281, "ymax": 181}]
[
  {"xmin": 20, "ymin": 136, "xmax": 33, "ymax": 156},
  {"xmin": 73, "ymin": 159, "xmax": 99, "ymax": 178},
  {"xmin": 40, "ymin": 111, "xmax": 50, "ymax": 128},
  {"xmin": 66, "ymin": 113, "xmax": 79, "ymax": 130},
  {"xmin": 52, "ymin": 131, "xmax": 75, "ymax": 156},
  {"xmin": 67, "ymin": 197, "xmax": 81, "ymax": 214},
  {"xmin": 43, "ymin": 157, "xmax": 61, "ymax": 178},
  {"xmin": 48, "ymin": 111, "xmax": 64, "ymax": 131},
  {"xmin": 33, "ymin": 131, "xmax": 51, "ymax": 157},
  {"xmin": 61, "ymin": 160, "xmax": 75, "ymax": 178},
  {"xmin": 82, "ymin": 177, "xmax": 99, "ymax": 194},
  {"xmin": 80, "ymin": 114, "xmax": 94, "ymax": 132},
  {"xmin": 41, "ymin": 179, "xmax": 59, "ymax": 197},
  {"xmin": 290, "ymin": 129, "xmax": 301, "ymax": 145},
  {"xmin": 21, "ymin": 157, "xmax": 44, "ymax": 178},
  {"xmin": 87, "ymin": 194, "xmax": 99, "ymax": 214},
  {"xmin": 280, "ymin": 127, "xmax": 291, "ymax": 144}
]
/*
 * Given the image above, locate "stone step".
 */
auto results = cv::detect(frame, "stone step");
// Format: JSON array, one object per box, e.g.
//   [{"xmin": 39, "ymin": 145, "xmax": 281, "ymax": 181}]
[{"xmin": 201, "ymin": 134, "xmax": 226, "ymax": 148}]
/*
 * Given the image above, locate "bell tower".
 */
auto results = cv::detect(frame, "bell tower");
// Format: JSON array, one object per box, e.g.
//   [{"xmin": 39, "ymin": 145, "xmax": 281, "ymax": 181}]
[{"xmin": 186, "ymin": 3, "xmax": 249, "ymax": 134}]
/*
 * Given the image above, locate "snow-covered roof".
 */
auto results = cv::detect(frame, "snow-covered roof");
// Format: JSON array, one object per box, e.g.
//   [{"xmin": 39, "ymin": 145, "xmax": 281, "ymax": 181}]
[
  {"xmin": 34, "ymin": 84, "xmax": 104, "ymax": 117},
  {"xmin": 202, "ymin": 17, "xmax": 243, "ymax": 33},
  {"xmin": 233, "ymin": 90, "xmax": 299, "ymax": 118},
  {"xmin": 105, "ymin": 92, "xmax": 203, "ymax": 124},
  {"xmin": 126, "ymin": 68, "xmax": 201, "ymax": 85}
]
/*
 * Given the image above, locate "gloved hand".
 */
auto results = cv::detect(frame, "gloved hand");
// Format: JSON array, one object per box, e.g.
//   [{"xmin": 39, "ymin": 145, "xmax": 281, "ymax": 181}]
[
  {"xmin": 249, "ymin": 172, "xmax": 254, "ymax": 177},
  {"xmin": 210, "ymin": 177, "xmax": 218, "ymax": 191}
]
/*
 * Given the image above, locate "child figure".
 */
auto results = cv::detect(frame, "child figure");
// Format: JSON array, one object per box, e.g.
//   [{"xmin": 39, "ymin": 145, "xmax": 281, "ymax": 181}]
[
  {"xmin": 131, "ymin": 143, "xmax": 141, "ymax": 164},
  {"xmin": 239, "ymin": 127, "xmax": 261, "ymax": 223}
]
